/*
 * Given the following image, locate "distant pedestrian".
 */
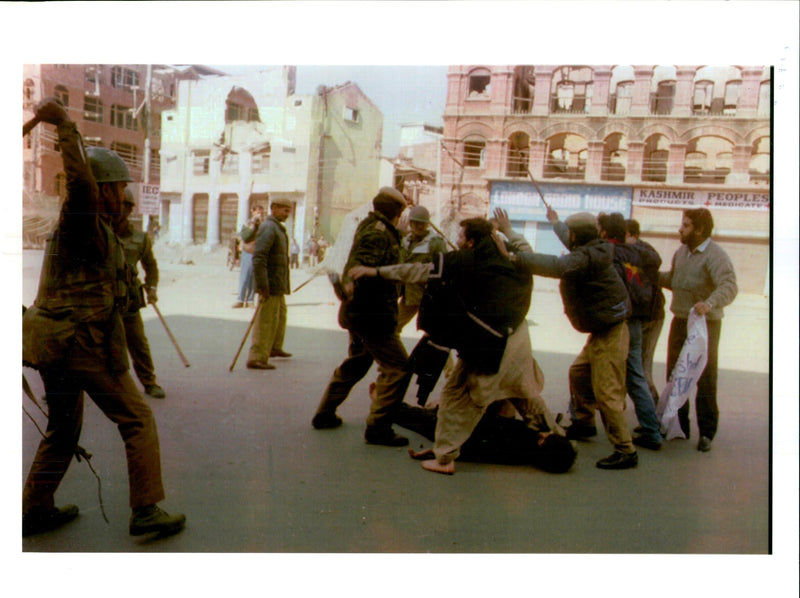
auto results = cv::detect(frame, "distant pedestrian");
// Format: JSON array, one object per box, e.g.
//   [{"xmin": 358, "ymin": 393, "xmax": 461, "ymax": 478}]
[
  {"xmin": 290, "ymin": 237, "xmax": 300, "ymax": 269},
  {"xmin": 660, "ymin": 208, "xmax": 737, "ymax": 452},
  {"xmin": 234, "ymin": 204, "xmax": 264, "ymax": 308}
]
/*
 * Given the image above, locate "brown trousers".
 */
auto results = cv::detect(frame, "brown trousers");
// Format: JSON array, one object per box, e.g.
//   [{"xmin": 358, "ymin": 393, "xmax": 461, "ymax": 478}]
[
  {"xmin": 569, "ymin": 321, "xmax": 634, "ymax": 454},
  {"xmin": 247, "ymin": 295, "xmax": 287, "ymax": 365},
  {"xmin": 23, "ymin": 337, "xmax": 165, "ymax": 512},
  {"xmin": 315, "ymin": 330, "xmax": 412, "ymax": 431},
  {"xmin": 123, "ymin": 310, "xmax": 158, "ymax": 387}
]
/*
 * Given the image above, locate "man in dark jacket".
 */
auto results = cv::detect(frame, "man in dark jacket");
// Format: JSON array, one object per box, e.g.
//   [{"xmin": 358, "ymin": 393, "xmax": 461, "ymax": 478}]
[
  {"xmin": 598, "ymin": 213, "xmax": 662, "ymax": 450},
  {"xmin": 311, "ymin": 187, "xmax": 413, "ymax": 447},
  {"xmin": 502, "ymin": 210, "xmax": 638, "ymax": 470},
  {"xmin": 246, "ymin": 198, "xmax": 292, "ymax": 370}
]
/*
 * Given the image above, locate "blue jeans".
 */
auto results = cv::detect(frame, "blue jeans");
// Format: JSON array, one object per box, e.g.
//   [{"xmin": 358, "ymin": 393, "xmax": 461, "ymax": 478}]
[
  {"xmin": 626, "ymin": 318, "xmax": 662, "ymax": 443},
  {"xmin": 237, "ymin": 251, "xmax": 254, "ymax": 303}
]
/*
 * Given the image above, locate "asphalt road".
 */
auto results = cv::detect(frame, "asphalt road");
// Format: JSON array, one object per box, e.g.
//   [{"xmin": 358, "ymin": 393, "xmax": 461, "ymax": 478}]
[{"xmin": 14, "ymin": 244, "xmax": 788, "ymax": 595}]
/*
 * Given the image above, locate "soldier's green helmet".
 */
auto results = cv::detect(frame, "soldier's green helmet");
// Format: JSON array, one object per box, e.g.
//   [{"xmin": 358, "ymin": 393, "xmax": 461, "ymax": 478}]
[
  {"xmin": 408, "ymin": 205, "xmax": 430, "ymax": 223},
  {"xmin": 86, "ymin": 147, "xmax": 133, "ymax": 184}
]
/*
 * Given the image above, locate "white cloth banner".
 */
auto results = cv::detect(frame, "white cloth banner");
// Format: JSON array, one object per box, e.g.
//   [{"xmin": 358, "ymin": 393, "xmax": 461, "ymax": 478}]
[{"xmin": 656, "ymin": 310, "xmax": 708, "ymax": 440}]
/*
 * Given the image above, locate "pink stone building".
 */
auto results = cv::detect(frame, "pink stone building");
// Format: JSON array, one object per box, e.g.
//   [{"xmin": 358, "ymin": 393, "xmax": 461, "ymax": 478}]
[{"xmin": 441, "ymin": 65, "xmax": 771, "ymax": 293}]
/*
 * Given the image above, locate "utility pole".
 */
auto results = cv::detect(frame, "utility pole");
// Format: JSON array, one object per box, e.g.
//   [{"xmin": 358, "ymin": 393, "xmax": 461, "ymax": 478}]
[{"xmin": 142, "ymin": 64, "xmax": 153, "ymax": 233}]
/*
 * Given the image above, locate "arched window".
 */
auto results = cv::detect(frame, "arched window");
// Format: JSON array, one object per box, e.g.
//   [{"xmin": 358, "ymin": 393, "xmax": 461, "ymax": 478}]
[
  {"xmin": 550, "ymin": 66, "xmax": 593, "ymax": 113},
  {"xmin": 609, "ymin": 66, "xmax": 635, "ymax": 114},
  {"xmin": 650, "ymin": 66, "xmax": 677, "ymax": 115},
  {"xmin": 723, "ymin": 80, "xmax": 741, "ymax": 114},
  {"xmin": 749, "ymin": 136, "xmax": 770, "ymax": 185},
  {"xmin": 693, "ymin": 80, "xmax": 714, "ymax": 114},
  {"xmin": 506, "ymin": 132, "xmax": 529, "ymax": 177},
  {"xmin": 642, "ymin": 134, "xmax": 669, "ymax": 182},
  {"xmin": 684, "ymin": 136, "xmax": 733, "ymax": 184},
  {"xmin": 225, "ymin": 87, "xmax": 261, "ymax": 123},
  {"xmin": 544, "ymin": 133, "xmax": 587, "ymax": 180},
  {"xmin": 463, "ymin": 136, "xmax": 486, "ymax": 168},
  {"xmin": 512, "ymin": 65, "xmax": 535, "ymax": 113},
  {"xmin": 467, "ymin": 68, "xmax": 491, "ymax": 98},
  {"xmin": 601, "ymin": 133, "xmax": 627, "ymax": 182}
]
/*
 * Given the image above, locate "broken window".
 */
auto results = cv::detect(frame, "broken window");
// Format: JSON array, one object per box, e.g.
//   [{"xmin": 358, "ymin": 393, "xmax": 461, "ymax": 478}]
[
  {"xmin": 642, "ymin": 134, "xmax": 669, "ymax": 182},
  {"xmin": 221, "ymin": 152, "xmax": 240, "ymax": 175},
  {"xmin": 193, "ymin": 150, "xmax": 210, "ymax": 175},
  {"xmin": 550, "ymin": 66, "xmax": 593, "ymax": 113},
  {"xmin": 343, "ymin": 106, "xmax": 360, "ymax": 123},
  {"xmin": 723, "ymin": 80, "xmax": 741, "ymax": 114},
  {"xmin": 506, "ymin": 132, "xmax": 530, "ymax": 177},
  {"xmin": 463, "ymin": 138, "xmax": 486, "ymax": 168},
  {"xmin": 652, "ymin": 80, "xmax": 675, "ymax": 115},
  {"xmin": 468, "ymin": 68, "xmax": 491, "ymax": 98},
  {"xmin": 252, "ymin": 146, "xmax": 271, "ymax": 173},
  {"xmin": 225, "ymin": 86, "xmax": 261, "ymax": 123},
  {"xmin": 512, "ymin": 65, "xmax": 535, "ymax": 113},
  {"xmin": 693, "ymin": 80, "xmax": 714, "ymax": 114}
]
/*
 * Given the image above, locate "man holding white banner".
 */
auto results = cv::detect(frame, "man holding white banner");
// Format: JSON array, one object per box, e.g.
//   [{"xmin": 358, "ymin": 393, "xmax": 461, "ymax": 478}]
[{"xmin": 660, "ymin": 208, "xmax": 738, "ymax": 452}]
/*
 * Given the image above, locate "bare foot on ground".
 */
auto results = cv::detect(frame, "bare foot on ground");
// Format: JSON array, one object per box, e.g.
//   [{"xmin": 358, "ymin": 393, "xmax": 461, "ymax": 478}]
[{"xmin": 420, "ymin": 459, "xmax": 455, "ymax": 475}]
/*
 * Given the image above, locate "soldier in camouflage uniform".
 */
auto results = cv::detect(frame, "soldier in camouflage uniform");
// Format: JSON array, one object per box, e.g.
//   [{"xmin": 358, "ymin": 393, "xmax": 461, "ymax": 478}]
[
  {"xmin": 116, "ymin": 190, "xmax": 166, "ymax": 398},
  {"xmin": 312, "ymin": 187, "xmax": 412, "ymax": 447},
  {"xmin": 21, "ymin": 97, "xmax": 185, "ymax": 538}
]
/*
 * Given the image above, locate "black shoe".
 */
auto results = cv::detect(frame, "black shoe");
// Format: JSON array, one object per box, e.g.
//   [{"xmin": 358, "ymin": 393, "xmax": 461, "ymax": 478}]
[
  {"xmin": 145, "ymin": 384, "xmax": 166, "ymax": 399},
  {"xmin": 23, "ymin": 505, "xmax": 79, "ymax": 537},
  {"xmin": 565, "ymin": 425, "xmax": 597, "ymax": 441},
  {"xmin": 130, "ymin": 505, "xmax": 186, "ymax": 536},
  {"xmin": 596, "ymin": 451, "xmax": 638, "ymax": 470},
  {"xmin": 697, "ymin": 436, "xmax": 713, "ymax": 452},
  {"xmin": 633, "ymin": 435, "xmax": 662, "ymax": 451},
  {"xmin": 246, "ymin": 360, "xmax": 275, "ymax": 370},
  {"xmin": 312, "ymin": 412, "xmax": 342, "ymax": 429},
  {"xmin": 365, "ymin": 428, "xmax": 409, "ymax": 447},
  {"xmin": 270, "ymin": 350, "xmax": 293, "ymax": 358}
]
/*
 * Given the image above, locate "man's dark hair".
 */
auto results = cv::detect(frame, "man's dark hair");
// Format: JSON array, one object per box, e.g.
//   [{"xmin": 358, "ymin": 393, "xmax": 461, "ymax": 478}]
[
  {"xmin": 597, "ymin": 212, "xmax": 627, "ymax": 243},
  {"xmin": 459, "ymin": 218, "xmax": 494, "ymax": 246},
  {"xmin": 683, "ymin": 208, "xmax": 714, "ymax": 240},
  {"xmin": 534, "ymin": 434, "xmax": 577, "ymax": 473},
  {"xmin": 625, "ymin": 218, "xmax": 640, "ymax": 238}
]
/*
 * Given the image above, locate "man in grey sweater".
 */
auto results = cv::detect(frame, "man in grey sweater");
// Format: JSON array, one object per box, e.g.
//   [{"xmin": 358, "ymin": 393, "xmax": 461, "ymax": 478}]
[{"xmin": 660, "ymin": 208, "xmax": 738, "ymax": 452}]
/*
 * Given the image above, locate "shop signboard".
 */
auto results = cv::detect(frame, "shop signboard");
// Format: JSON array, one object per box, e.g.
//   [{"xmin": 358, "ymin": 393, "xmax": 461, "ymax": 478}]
[{"xmin": 632, "ymin": 188, "xmax": 769, "ymax": 210}]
